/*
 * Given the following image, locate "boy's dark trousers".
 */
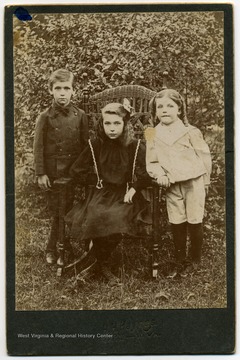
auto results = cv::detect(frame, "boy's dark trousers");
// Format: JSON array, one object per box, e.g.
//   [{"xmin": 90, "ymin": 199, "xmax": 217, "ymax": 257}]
[
  {"xmin": 46, "ymin": 181, "xmax": 74, "ymax": 254},
  {"xmin": 171, "ymin": 222, "xmax": 203, "ymax": 264}
]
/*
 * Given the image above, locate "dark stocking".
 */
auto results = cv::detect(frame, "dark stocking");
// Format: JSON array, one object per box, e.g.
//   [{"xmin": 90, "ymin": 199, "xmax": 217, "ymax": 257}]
[
  {"xmin": 92, "ymin": 234, "xmax": 121, "ymax": 263},
  {"xmin": 46, "ymin": 216, "xmax": 59, "ymax": 253},
  {"xmin": 188, "ymin": 223, "xmax": 203, "ymax": 263},
  {"xmin": 171, "ymin": 222, "xmax": 188, "ymax": 263}
]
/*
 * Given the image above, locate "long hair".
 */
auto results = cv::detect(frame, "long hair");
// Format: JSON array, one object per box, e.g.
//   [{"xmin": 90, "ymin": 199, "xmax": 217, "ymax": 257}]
[
  {"xmin": 149, "ymin": 89, "xmax": 188, "ymax": 126},
  {"xmin": 98, "ymin": 103, "xmax": 134, "ymax": 146}
]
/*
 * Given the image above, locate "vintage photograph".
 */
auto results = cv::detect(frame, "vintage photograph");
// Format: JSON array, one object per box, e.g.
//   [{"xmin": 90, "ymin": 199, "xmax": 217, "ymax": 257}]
[
  {"xmin": 5, "ymin": 2, "xmax": 235, "ymax": 356},
  {"xmin": 13, "ymin": 8, "xmax": 227, "ymax": 312}
]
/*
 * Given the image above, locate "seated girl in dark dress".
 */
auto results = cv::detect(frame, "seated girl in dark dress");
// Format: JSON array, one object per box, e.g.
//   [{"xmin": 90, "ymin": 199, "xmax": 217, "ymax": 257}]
[{"xmin": 65, "ymin": 101, "xmax": 151, "ymax": 283}]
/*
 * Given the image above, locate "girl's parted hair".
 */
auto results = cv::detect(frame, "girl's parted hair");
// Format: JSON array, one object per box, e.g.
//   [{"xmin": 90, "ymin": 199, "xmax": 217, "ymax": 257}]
[
  {"xmin": 98, "ymin": 102, "xmax": 134, "ymax": 145},
  {"xmin": 149, "ymin": 89, "xmax": 188, "ymax": 126}
]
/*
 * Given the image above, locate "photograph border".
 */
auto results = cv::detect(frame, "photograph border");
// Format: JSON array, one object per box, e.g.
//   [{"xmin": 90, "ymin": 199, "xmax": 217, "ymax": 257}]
[{"xmin": 5, "ymin": 3, "xmax": 234, "ymax": 355}]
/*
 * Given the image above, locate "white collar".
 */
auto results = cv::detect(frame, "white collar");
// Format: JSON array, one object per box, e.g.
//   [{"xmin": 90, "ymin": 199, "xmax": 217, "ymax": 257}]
[{"xmin": 155, "ymin": 119, "xmax": 189, "ymax": 146}]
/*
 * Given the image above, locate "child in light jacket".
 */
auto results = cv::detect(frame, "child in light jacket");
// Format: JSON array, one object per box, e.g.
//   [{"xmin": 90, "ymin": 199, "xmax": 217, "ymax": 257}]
[{"xmin": 146, "ymin": 89, "xmax": 212, "ymax": 277}]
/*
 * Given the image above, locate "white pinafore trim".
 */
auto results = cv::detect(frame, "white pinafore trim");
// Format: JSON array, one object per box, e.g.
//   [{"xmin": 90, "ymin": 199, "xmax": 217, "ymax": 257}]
[
  {"xmin": 88, "ymin": 139, "xmax": 103, "ymax": 189},
  {"xmin": 88, "ymin": 139, "xmax": 141, "ymax": 193}
]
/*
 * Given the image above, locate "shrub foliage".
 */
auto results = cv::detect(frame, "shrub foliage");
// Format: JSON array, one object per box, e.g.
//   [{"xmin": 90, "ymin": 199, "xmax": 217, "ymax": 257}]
[{"xmin": 13, "ymin": 10, "xmax": 225, "ymax": 240}]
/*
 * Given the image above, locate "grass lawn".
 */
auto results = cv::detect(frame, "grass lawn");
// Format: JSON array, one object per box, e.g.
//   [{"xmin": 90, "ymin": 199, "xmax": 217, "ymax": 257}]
[{"xmin": 15, "ymin": 189, "xmax": 226, "ymax": 311}]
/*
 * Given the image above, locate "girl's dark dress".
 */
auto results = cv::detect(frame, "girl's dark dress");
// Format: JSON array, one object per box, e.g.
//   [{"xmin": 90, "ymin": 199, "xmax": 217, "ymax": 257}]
[{"xmin": 64, "ymin": 137, "xmax": 151, "ymax": 241}]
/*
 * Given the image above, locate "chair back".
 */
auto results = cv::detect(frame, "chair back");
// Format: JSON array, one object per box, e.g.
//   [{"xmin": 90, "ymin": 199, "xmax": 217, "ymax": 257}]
[{"xmin": 85, "ymin": 85, "xmax": 157, "ymax": 138}]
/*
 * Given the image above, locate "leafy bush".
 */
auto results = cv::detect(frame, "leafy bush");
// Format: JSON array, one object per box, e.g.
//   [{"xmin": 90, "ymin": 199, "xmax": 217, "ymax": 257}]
[{"xmin": 13, "ymin": 10, "xmax": 225, "ymax": 215}]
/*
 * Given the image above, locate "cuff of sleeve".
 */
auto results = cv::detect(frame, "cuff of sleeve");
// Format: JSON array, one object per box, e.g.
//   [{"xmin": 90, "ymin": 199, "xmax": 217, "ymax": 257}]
[{"xmin": 132, "ymin": 183, "xmax": 139, "ymax": 192}]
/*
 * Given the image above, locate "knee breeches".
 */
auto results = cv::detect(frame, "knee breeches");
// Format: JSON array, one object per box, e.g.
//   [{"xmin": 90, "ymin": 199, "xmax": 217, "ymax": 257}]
[{"xmin": 166, "ymin": 176, "xmax": 206, "ymax": 224}]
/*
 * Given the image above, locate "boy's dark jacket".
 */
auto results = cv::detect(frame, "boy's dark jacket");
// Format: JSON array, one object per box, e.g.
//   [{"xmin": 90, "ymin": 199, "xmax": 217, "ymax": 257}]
[{"xmin": 33, "ymin": 102, "xmax": 88, "ymax": 179}]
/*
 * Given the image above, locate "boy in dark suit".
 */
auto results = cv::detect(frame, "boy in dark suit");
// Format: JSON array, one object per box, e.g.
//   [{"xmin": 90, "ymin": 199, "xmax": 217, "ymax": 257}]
[{"xmin": 33, "ymin": 69, "xmax": 88, "ymax": 264}]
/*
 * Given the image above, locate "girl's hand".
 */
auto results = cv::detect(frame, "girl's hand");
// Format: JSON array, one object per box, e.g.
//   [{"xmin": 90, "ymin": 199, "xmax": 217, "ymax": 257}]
[
  {"xmin": 124, "ymin": 187, "xmax": 136, "ymax": 204},
  {"xmin": 38, "ymin": 175, "xmax": 51, "ymax": 190},
  {"xmin": 156, "ymin": 175, "xmax": 170, "ymax": 188}
]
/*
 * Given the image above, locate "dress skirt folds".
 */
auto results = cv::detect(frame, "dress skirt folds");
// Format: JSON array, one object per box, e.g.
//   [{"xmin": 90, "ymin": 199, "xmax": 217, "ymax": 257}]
[
  {"xmin": 64, "ymin": 137, "xmax": 152, "ymax": 242},
  {"xmin": 64, "ymin": 183, "xmax": 151, "ymax": 241}
]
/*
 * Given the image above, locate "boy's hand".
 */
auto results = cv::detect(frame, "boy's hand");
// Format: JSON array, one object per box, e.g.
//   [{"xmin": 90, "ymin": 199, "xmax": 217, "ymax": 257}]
[
  {"xmin": 156, "ymin": 175, "xmax": 170, "ymax": 188},
  {"xmin": 38, "ymin": 175, "xmax": 51, "ymax": 190},
  {"xmin": 124, "ymin": 187, "xmax": 136, "ymax": 204}
]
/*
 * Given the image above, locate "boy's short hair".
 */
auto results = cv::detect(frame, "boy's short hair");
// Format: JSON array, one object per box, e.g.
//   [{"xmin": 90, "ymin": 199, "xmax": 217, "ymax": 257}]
[{"xmin": 48, "ymin": 69, "xmax": 74, "ymax": 90}]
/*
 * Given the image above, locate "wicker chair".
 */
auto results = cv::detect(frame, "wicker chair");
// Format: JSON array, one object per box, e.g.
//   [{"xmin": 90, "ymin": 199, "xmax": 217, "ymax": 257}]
[{"xmin": 55, "ymin": 85, "xmax": 161, "ymax": 279}]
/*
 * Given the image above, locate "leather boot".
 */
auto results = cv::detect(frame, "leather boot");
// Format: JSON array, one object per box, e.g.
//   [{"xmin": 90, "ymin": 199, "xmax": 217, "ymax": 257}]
[
  {"xmin": 92, "ymin": 236, "xmax": 121, "ymax": 284},
  {"xmin": 100, "ymin": 263, "xmax": 121, "ymax": 286},
  {"xmin": 167, "ymin": 222, "xmax": 187, "ymax": 278}
]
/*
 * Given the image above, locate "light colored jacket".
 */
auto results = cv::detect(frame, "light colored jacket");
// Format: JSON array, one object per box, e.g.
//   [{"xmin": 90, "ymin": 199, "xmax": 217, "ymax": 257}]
[{"xmin": 146, "ymin": 120, "xmax": 212, "ymax": 185}]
